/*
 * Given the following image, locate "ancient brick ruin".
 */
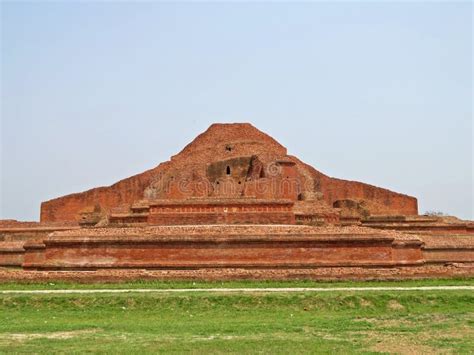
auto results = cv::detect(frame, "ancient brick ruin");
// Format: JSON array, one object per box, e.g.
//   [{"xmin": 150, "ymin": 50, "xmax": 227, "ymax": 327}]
[
  {"xmin": 40, "ymin": 123, "xmax": 418, "ymax": 226},
  {"xmin": 0, "ymin": 123, "xmax": 472, "ymax": 279}
]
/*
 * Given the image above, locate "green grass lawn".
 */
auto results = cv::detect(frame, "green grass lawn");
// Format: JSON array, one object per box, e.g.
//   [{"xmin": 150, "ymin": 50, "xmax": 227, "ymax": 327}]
[
  {"xmin": 0, "ymin": 279, "xmax": 473, "ymax": 353},
  {"xmin": 0, "ymin": 277, "xmax": 473, "ymax": 290}
]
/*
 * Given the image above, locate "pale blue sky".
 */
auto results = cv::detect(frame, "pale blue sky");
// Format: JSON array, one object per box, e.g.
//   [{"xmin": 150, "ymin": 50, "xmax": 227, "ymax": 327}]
[{"xmin": 1, "ymin": 1, "xmax": 472, "ymax": 220}]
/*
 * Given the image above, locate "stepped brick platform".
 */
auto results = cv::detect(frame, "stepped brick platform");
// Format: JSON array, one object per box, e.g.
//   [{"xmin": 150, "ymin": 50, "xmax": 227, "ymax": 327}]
[
  {"xmin": 361, "ymin": 216, "xmax": 474, "ymax": 262},
  {"xmin": 21, "ymin": 225, "xmax": 424, "ymax": 270},
  {"xmin": 0, "ymin": 222, "xmax": 79, "ymax": 267},
  {"xmin": 422, "ymin": 235, "xmax": 474, "ymax": 264},
  {"xmin": 5, "ymin": 224, "xmax": 471, "ymax": 271},
  {"xmin": 110, "ymin": 199, "xmax": 296, "ymax": 226},
  {"xmin": 0, "ymin": 242, "xmax": 25, "ymax": 266},
  {"xmin": 358, "ymin": 216, "xmax": 474, "ymax": 266},
  {"xmin": 362, "ymin": 215, "xmax": 474, "ymax": 234}
]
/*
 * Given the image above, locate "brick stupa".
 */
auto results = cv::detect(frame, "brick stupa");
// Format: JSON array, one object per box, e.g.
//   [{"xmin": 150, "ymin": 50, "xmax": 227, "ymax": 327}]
[
  {"xmin": 40, "ymin": 123, "xmax": 418, "ymax": 226},
  {"xmin": 0, "ymin": 123, "xmax": 472, "ymax": 277}
]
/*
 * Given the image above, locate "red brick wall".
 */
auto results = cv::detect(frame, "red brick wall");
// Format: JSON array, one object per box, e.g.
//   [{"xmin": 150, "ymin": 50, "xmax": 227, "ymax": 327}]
[
  {"xmin": 40, "ymin": 163, "xmax": 169, "ymax": 222},
  {"xmin": 296, "ymin": 158, "xmax": 418, "ymax": 216},
  {"xmin": 148, "ymin": 203, "xmax": 295, "ymax": 225},
  {"xmin": 23, "ymin": 234, "xmax": 425, "ymax": 270},
  {"xmin": 325, "ymin": 178, "xmax": 418, "ymax": 215},
  {"xmin": 0, "ymin": 244, "xmax": 25, "ymax": 266}
]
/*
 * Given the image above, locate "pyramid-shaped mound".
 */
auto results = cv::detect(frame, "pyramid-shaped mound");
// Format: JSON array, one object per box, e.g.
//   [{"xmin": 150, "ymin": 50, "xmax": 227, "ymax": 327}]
[{"xmin": 40, "ymin": 123, "xmax": 417, "ymax": 224}]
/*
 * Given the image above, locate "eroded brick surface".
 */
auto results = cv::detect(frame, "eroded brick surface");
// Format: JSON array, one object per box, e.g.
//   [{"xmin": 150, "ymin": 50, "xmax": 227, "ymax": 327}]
[{"xmin": 0, "ymin": 264, "xmax": 472, "ymax": 282}]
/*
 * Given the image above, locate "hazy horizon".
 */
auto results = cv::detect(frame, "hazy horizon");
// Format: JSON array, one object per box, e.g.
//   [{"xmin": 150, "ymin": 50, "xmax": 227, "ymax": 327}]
[{"xmin": 1, "ymin": 2, "xmax": 473, "ymax": 220}]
